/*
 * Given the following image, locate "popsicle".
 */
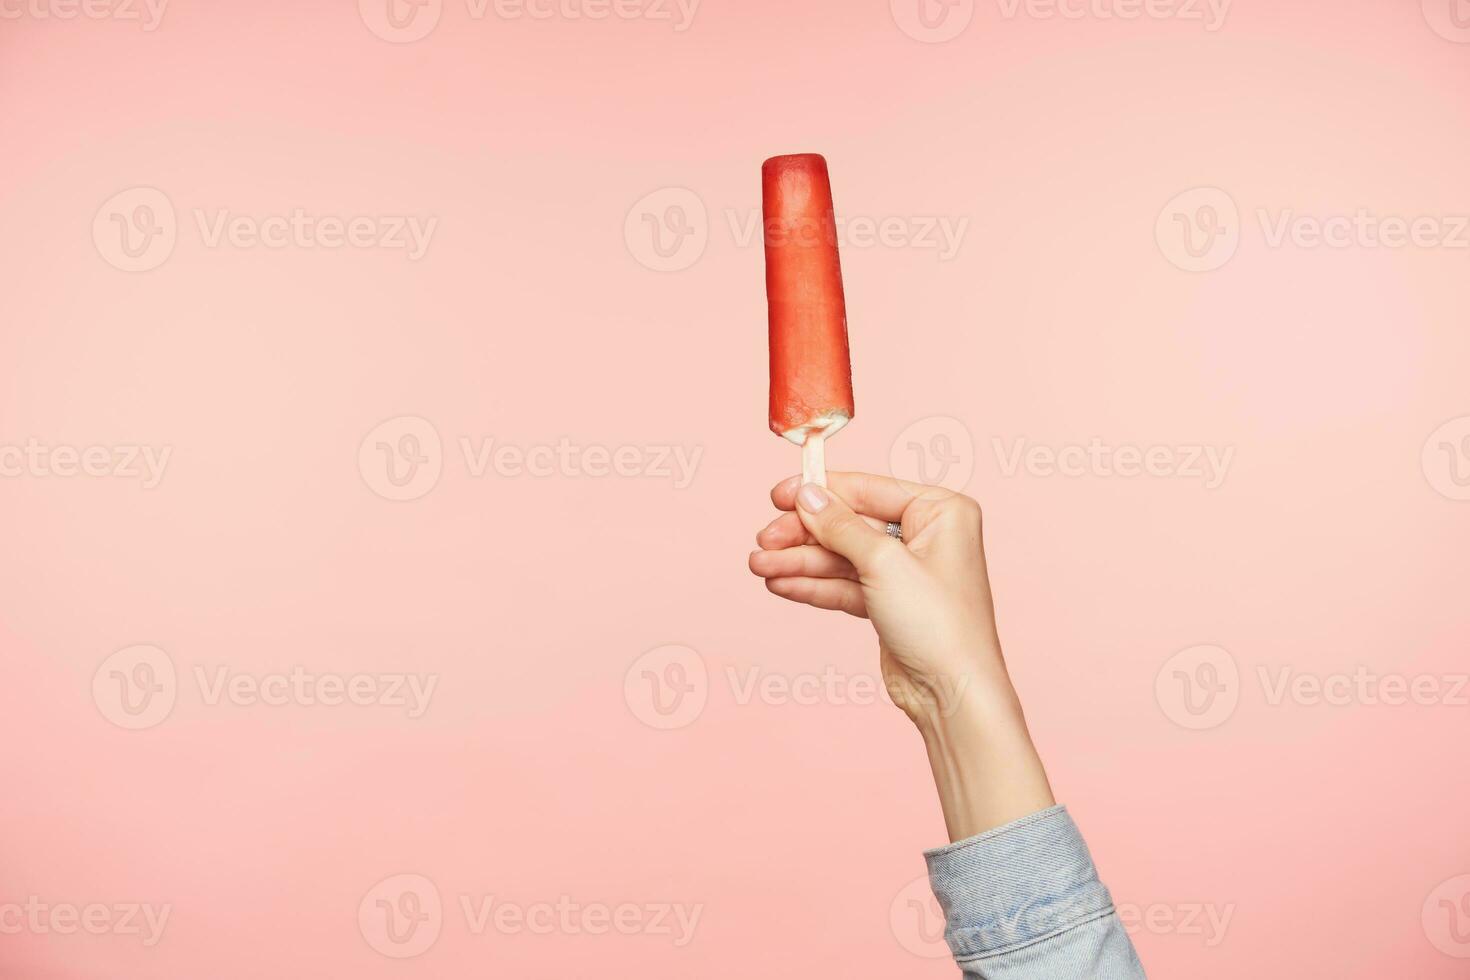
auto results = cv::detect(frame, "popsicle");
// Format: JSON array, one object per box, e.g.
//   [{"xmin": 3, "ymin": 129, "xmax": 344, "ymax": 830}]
[{"xmin": 763, "ymin": 153, "xmax": 854, "ymax": 487}]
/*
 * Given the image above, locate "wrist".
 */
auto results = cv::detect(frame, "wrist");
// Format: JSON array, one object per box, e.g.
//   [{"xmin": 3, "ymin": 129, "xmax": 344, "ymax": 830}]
[
  {"xmin": 913, "ymin": 678, "xmax": 1056, "ymax": 843},
  {"xmin": 900, "ymin": 659, "xmax": 1023, "ymax": 733},
  {"xmin": 911, "ymin": 678, "xmax": 1025, "ymax": 745}
]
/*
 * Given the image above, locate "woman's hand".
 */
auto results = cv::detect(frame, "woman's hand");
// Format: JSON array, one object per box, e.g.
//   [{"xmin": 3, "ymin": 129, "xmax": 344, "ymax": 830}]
[
  {"xmin": 749, "ymin": 472, "xmax": 1055, "ymax": 840},
  {"xmin": 750, "ymin": 472, "xmax": 1008, "ymax": 721}
]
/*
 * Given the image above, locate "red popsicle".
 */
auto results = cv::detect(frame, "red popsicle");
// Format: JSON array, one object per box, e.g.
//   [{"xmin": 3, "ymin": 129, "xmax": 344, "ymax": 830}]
[{"xmin": 763, "ymin": 153, "xmax": 854, "ymax": 486}]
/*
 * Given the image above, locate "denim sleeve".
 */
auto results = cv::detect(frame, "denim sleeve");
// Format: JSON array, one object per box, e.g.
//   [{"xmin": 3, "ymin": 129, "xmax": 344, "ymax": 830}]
[{"xmin": 924, "ymin": 804, "xmax": 1146, "ymax": 979}]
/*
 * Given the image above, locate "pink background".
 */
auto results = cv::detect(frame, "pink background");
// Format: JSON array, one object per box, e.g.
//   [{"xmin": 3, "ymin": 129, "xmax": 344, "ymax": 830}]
[{"xmin": 2, "ymin": 0, "xmax": 1468, "ymax": 977}]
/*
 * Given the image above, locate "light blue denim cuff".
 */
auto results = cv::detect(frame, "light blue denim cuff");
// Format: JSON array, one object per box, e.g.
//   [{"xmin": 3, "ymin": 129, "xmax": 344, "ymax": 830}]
[{"xmin": 923, "ymin": 804, "xmax": 1117, "ymax": 962}]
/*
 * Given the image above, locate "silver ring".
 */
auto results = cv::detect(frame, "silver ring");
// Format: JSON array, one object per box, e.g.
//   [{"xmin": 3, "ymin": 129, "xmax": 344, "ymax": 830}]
[{"xmin": 885, "ymin": 522, "xmax": 903, "ymax": 542}]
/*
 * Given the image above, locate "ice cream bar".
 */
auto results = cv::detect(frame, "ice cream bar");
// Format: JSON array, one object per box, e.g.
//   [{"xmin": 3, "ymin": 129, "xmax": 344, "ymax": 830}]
[{"xmin": 763, "ymin": 153, "xmax": 854, "ymax": 486}]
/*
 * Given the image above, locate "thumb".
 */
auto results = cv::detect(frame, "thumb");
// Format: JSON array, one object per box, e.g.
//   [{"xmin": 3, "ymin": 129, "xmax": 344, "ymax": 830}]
[{"xmin": 793, "ymin": 483, "xmax": 896, "ymax": 574}]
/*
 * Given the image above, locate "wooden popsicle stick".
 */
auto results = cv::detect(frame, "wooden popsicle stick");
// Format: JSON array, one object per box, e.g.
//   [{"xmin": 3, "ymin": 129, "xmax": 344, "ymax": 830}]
[{"xmin": 802, "ymin": 428, "xmax": 827, "ymax": 488}]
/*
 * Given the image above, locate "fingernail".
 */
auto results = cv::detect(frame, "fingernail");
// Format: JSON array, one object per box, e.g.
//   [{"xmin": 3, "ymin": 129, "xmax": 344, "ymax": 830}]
[{"xmin": 797, "ymin": 483, "xmax": 829, "ymax": 513}]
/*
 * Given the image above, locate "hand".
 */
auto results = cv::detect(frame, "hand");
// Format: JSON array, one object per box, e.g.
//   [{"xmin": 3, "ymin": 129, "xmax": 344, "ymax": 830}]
[
  {"xmin": 749, "ymin": 472, "xmax": 1055, "ymax": 840},
  {"xmin": 750, "ymin": 472, "xmax": 1009, "ymax": 722}
]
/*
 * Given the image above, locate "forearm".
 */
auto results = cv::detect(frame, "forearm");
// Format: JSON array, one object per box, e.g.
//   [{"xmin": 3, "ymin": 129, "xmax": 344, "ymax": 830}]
[
  {"xmin": 913, "ymin": 680, "xmax": 1055, "ymax": 843},
  {"xmin": 753, "ymin": 477, "xmax": 1145, "ymax": 976},
  {"xmin": 914, "ymin": 680, "xmax": 1146, "ymax": 979}
]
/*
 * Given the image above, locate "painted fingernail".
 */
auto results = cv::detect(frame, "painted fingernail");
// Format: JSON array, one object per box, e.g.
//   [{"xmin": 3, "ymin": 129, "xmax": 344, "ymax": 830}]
[{"xmin": 797, "ymin": 483, "xmax": 829, "ymax": 513}]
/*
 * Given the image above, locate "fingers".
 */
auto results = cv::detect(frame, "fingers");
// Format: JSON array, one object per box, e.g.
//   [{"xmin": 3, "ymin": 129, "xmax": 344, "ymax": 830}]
[
  {"xmin": 764, "ymin": 576, "xmax": 868, "ymax": 618},
  {"xmin": 770, "ymin": 471, "xmax": 951, "ymax": 521},
  {"xmin": 755, "ymin": 510, "xmax": 888, "ymax": 551},
  {"xmin": 792, "ymin": 483, "xmax": 904, "ymax": 574},
  {"xmin": 755, "ymin": 511, "xmax": 812, "ymax": 550},
  {"xmin": 748, "ymin": 545, "xmax": 858, "ymax": 581}
]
